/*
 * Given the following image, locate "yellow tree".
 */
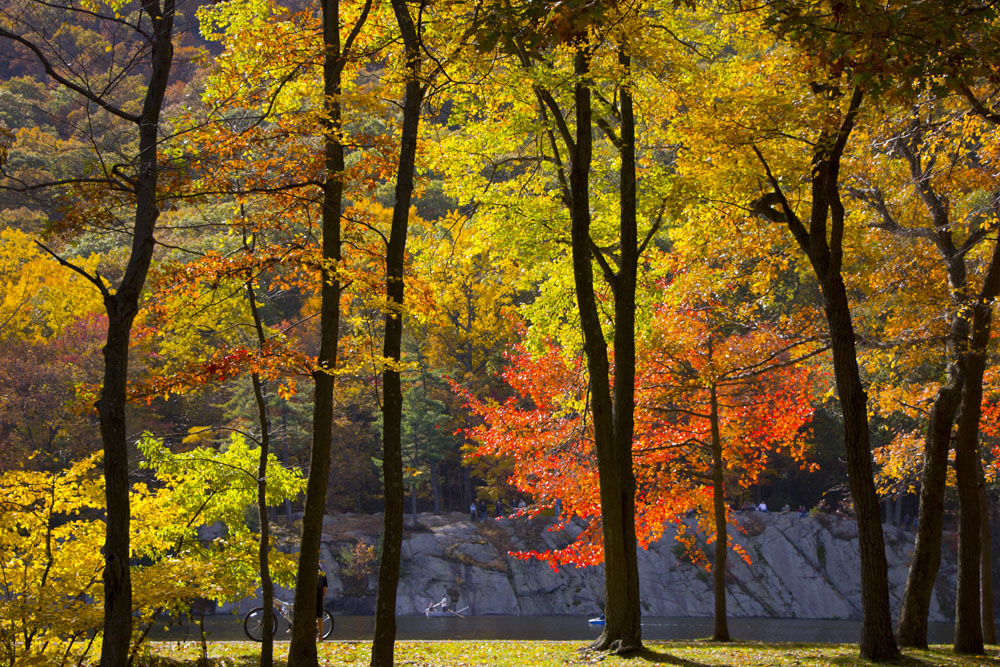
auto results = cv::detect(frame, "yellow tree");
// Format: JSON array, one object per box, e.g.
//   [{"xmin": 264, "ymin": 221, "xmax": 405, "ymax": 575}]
[
  {"xmin": 0, "ymin": 0, "xmax": 177, "ymax": 661},
  {"xmin": 847, "ymin": 95, "xmax": 1000, "ymax": 650},
  {"xmin": 674, "ymin": 10, "xmax": 899, "ymax": 658}
]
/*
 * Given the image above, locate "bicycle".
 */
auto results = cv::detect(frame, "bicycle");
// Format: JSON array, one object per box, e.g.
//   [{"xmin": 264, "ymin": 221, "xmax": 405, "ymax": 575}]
[{"xmin": 243, "ymin": 597, "xmax": 334, "ymax": 642}]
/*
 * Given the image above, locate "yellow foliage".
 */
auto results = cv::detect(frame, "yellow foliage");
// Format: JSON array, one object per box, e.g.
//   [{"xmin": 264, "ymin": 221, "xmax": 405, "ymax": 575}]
[
  {"xmin": 0, "ymin": 228, "xmax": 104, "ymax": 343},
  {"xmin": 0, "ymin": 435, "xmax": 304, "ymax": 666}
]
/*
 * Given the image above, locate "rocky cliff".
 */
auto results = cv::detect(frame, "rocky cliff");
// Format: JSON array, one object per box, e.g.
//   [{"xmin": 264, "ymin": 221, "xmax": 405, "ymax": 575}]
[{"xmin": 255, "ymin": 510, "xmax": 968, "ymax": 621}]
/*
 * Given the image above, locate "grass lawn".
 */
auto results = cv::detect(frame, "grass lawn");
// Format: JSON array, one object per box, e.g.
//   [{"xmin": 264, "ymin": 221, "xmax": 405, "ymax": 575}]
[{"xmin": 137, "ymin": 640, "xmax": 1000, "ymax": 666}]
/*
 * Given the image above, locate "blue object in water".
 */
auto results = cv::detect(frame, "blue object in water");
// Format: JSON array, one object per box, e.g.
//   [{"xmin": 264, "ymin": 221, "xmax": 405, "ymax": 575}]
[{"xmin": 588, "ymin": 614, "xmax": 605, "ymax": 626}]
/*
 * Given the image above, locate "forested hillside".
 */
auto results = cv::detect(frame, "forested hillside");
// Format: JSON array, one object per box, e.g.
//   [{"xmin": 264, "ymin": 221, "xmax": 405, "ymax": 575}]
[{"xmin": 2, "ymin": 0, "xmax": 1000, "ymax": 665}]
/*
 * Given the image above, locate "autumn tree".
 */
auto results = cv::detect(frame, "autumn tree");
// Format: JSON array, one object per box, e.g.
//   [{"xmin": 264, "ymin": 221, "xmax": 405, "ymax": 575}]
[
  {"xmin": 407, "ymin": 214, "xmax": 522, "ymax": 509},
  {"xmin": 0, "ymin": 1, "xmax": 176, "ymax": 662},
  {"xmin": 0, "ymin": 439, "xmax": 303, "ymax": 667},
  {"xmin": 463, "ymin": 266, "xmax": 818, "ymax": 643},
  {"xmin": 437, "ymin": 0, "xmax": 705, "ymax": 650},
  {"xmin": 672, "ymin": 8, "xmax": 901, "ymax": 657},
  {"xmin": 640, "ymin": 279, "xmax": 819, "ymax": 641},
  {"xmin": 369, "ymin": 0, "xmax": 425, "ymax": 664},
  {"xmin": 844, "ymin": 97, "xmax": 1000, "ymax": 652}
]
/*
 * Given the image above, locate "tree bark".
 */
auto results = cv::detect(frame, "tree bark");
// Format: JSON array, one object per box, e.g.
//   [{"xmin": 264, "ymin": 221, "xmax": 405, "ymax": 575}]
[
  {"xmin": 953, "ymin": 325, "xmax": 985, "ymax": 654},
  {"xmin": 370, "ymin": 3, "xmax": 423, "ymax": 665},
  {"xmin": 568, "ymin": 46, "xmax": 642, "ymax": 655},
  {"xmin": 247, "ymin": 282, "xmax": 275, "ymax": 667},
  {"xmin": 950, "ymin": 221, "xmax": 1000, "ymax": 654},
  {"xmin": 287, "ymin": 0, "xmax": 349, "ymax": 662},
  {"xmin": 97, "ymin": 4, "xmax": 174, "ymax": 664},
  {"xmin": 825, "ymin": 281, "xmax": 899, "ymax": 661},
  {"xmin": 888, "ymin": 125, "xmax": 972, "ymax": 648},
  {"xmin": 895, "ymin": 370, "xmax": 961, "ymax": 647},
  {"xmin": 896, "ymin": 295, "xmax": 967, "ymax": 646},
  {"xmin": 709, "ymin": 384, "xmax": 730, "ymax": 642},
  {"xmin": 757, "ymin": 87, "xmax": 899, "ymax": 661}
]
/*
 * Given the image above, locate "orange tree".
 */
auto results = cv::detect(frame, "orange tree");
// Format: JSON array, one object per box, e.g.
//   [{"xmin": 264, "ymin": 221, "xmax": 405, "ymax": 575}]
[
  {"xmin": 461, "ymin": 274, "xmax": 817, "ymax": 643},
  {"xmin": 671, "ymin": 5, "xmax": 904, "ymax": 656},
  {"xmin": 639, "ymin": 285, "xmax": 818, "ymax": 641}
]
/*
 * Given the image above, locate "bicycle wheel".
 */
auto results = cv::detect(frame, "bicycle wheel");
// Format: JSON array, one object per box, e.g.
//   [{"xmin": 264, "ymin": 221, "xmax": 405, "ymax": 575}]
[
  {"xmin": 243, "ymin": 607, "xmax": 279, "ymax": 642},
  {"xmin": 320, "ymin": 609, "xmax": 334, "ymax": 639}
]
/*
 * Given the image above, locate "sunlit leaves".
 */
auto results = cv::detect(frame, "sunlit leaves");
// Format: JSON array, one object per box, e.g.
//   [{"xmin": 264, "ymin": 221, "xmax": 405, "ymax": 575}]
[{"xmin": 0, "ymin": 437, "xmax": 304, "ymax": 666}]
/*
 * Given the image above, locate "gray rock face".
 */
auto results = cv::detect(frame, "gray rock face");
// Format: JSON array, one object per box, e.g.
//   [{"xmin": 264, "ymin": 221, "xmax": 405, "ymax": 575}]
[{"xmin": 261, "ymin": 511, "xmax": 968, "ymax": 620}]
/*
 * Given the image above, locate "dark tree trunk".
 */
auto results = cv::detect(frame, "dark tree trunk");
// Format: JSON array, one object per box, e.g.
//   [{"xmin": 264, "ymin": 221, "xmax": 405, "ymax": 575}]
[
  {"xmin": 287, "ymin": 0, "xmax": 353, "ymax": 662},
  {"xmin": 951, "ymin": 226, "xmax": 1000, "ymax": 654},
  {"xmin": 825, "ymin": 282, "xmax": 899, "ymax": 661},
  {"xmin": 953, "ymin": 342, "xmax": 985, "ymax": 654},
  {"xmin": 886, "ymin": 125, "xmax": 972, "ymax": 648},
  {"xmin": 568, "ymin": 46, "xmax": 642, "ymax": 655},
  {"xmin": 709, "ymin": 385, "xmax": 730, "ymax": 641},
  {"xmin": 431, "ymin": 462, "xmax": 441, "ymax": 514},
  {"xmin": 895, "ymin": 367, "xmax": 961, "ymax": 647},
  {"xmin": 370, "ymin": 3, "xmax": 422, "ymax": 665},
  {"xmin": 247, "ymin": 283, "xmax": 275, "ymax": 667},
  {"xmin": 97, "ymin": 4, "xmax": 175, "ymax": 665},
  {"xmin": 756, "ymin": 88, "xmax": 898, "ymax": 661}
]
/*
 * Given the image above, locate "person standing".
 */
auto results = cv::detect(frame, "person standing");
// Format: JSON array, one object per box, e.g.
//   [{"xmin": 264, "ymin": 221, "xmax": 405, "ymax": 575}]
[{"xmin": 317, "ymin": 570, "xmax": 328, "ymax": 641}]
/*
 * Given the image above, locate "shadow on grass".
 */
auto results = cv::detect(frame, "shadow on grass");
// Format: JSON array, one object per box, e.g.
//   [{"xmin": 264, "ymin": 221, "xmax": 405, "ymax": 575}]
[
  {"xmin": 822, "ymin": 646, "xmax": 1000, "ymax": 666},
  {"xmin": 612, "ymin": 647, "xmax": 712, "ymax": 667},
  {"xmin": 137, "ymin": 655, "xmax": 270, "ymax": 667}
]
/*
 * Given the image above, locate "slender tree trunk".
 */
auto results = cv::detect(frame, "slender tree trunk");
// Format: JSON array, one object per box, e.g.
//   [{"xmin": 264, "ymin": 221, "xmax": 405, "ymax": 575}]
[
  {"xmin": 709, "ymin": 385, "xmax": 730, "ymax": 641},
  {"xmin": 979, "ymin": 458, "xmax": 995, "ymax": 644},
  {"xmin": 951, "ymin": 225, "xmax": 1000, "ymax": 654},
  {"xmin": 566, "ymin": 46, "xmax": 642, "ymax": 655},
  {"xmin": 370, "ymin": 4, "xmax": 422, "ymax": 665},
  {"xmin": 952, "ymin": 308, "xmax": 989, "ymax": 654},
  {"xmin": 759, "ymin": 87, "xmax": 898, "ymax": 661},
  {"xmin": 892, "ymin": 127, "xmax": 973, "ymax": 649},
  {"xmin": 98, "ymin": 4, "xmax": 174, "ymax": 665},
  {"xmin": 606, "ymin": 48, "xmax": 642, "ymax": 653},
  {"xmin": 897, "ymin": 330, "xmax": 966, "ymax": 647},
  {"xmin": 288, "ymin": 0, "xmax": 347, "ymax": 662},
  {"xmin": 247, "ymin": 283, "xmax": 274, "ymax": 667},
  {"xmin": 431, "ymin": 462, "xmax": 441, "ymax": 514}
]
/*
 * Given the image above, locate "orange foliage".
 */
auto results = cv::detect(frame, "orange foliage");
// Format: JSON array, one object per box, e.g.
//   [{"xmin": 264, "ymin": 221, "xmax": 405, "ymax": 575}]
[{"xmin": 460, "ymin": 300, "xmax": 817, "ymax": 570}]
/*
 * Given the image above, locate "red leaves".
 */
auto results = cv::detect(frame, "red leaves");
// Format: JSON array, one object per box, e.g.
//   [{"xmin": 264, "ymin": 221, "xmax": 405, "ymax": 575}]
[{"xmin": 459, "ymin": 303, "xmax": 818, "ymax": 569}]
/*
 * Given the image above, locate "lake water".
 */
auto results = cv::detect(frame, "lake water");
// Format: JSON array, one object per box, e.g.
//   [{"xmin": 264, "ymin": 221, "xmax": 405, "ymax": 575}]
[{"xmin": 151, "ymin": 614, "xmax": 957, "ymax": 644}]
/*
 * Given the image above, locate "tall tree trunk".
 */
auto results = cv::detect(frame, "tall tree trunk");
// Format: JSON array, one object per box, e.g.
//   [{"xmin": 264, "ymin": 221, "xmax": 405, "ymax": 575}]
[
  {"xmin": 709, "ymin": 384, "xmax": 730, "ymax": 641},
  {"xmin": 98, "ymin": 4, "xmax": 174, "ymax": 664},
  {"xmin": 895, "ymin": 370, "xmax": 961, "ymax": 647},
  {"xmin": 953, "ymin": 336, "xmax": 985, "ymax": 654},
  {"xmin": 248, "ymin": 282, "xmax": 275, "ymax": 667},
  {"xmin": 288, "ymin": 0, "xmax": 348, "ymax": 662},
  {"xmin": 606, "ymin": 47, "xmax": 642, "ymax": 653},
  {"xmin": 825, "ymin": 280, "xmax": 899, "ymax": 661},
  {"xmin": 567, "ymin": 46, "xmax": 642, "ymax": 655},
  {"xmin": 757, "ymin": 88, "xmax": 898, "ymax": 661},
  {"xmin": 951, "ymin": 226, "xmax": 1000, "ymax": 654},
  {"xmin": 370, "ymin": 3, "xmax": 422, "ymax": 665},
  {"xmin": 897, "ymin": 297, "xmax": 968, "ymax": 646},
  {"xmin": 889, "ymin": 125, "xmax": 972, "ymax": 648}
]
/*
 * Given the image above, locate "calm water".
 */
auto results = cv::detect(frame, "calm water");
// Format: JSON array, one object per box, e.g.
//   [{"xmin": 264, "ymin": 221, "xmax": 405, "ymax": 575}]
[{"xmin": 151, "ymin": 614, "xmax": 956, "ymax": 644}]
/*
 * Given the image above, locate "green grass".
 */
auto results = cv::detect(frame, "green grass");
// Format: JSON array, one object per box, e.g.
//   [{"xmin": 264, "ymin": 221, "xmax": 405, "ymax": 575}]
[{"xmin": 136, "ymin": 640, "xmax": 1000, "ymax": 667}]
